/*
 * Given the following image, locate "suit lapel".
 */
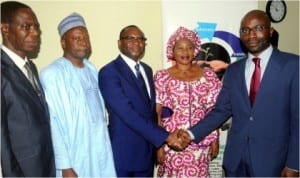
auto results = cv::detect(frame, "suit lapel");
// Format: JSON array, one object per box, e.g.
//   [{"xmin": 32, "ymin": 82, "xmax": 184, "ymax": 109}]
[
  {"xmin": 1, "ymin": 50, "xmax": 47, "ymax": 110},
  {"xmin": 115, "ymin": 56, "xmax": 138, "ymax": 86},
  {"xmin": 115, "ymin": 56, "xmax": 150, "ymax": 102},
  {"xmin": 140, "ymin": 63, "xmax": 154, "ymax": 102},
  {"xmin": 236, "ymin": 59, "xmax": 251, "ymax": 108},
  {"xmin": 27, "ymin": 60, "xmax": 48, "ymax": 106},
  {"xmin": 254, "ymin": 49, "xmax": 282, "ymax": 106}
]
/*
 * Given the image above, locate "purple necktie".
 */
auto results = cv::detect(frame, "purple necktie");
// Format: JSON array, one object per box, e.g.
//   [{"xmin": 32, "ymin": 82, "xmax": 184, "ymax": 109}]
[{"xmin": 249, "ymin": 57, "xmax": 261, "ymax": 106}]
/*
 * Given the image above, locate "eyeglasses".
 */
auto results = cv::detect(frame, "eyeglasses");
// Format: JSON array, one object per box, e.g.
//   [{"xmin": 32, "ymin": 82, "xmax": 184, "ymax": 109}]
[
  {"xmin": 240, "ymin": 25, "xmax": 269, "ymax": 35},
  {"xmin": 120, "ymin": 36, "xmax": 147, "ymax": 42},
  {"xmin": 15, "ymin": 23, "xmax": 40, "ymax": 31}
]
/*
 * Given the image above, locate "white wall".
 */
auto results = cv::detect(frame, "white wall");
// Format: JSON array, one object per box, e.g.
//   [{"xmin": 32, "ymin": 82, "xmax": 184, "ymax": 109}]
[
  {"xmin": 1, "ymin": 1, "xmax": 298, "ymax": 72},
  {"xmin": 12, "ymin": 0, "xmax": 164, "ymax": 72},
  {"xmin": 258, "ymin": 0, "xmax": 299, "ymax": 54}
]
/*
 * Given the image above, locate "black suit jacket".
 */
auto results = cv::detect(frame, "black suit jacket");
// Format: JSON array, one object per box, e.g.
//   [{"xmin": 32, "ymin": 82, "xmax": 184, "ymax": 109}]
[{"xmin": 1, "ymin": 50, "xmax": 55, "ymax": 177}]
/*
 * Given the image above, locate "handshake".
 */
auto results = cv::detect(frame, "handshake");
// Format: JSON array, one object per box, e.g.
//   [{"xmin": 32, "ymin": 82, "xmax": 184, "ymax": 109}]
[{"xmin": 165, "ymin": 129, "xmax": 192, "ymax": 151}]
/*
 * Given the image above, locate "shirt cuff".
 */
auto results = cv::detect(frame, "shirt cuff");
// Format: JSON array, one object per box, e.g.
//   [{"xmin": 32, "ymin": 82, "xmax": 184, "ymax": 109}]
[
  {"xmin": 187, "ymin": 129, "xmax": 195, "ymax": 140},
  {"xmin": 286, "ymin": 167, "xmax": 299, "ymax": 173}
]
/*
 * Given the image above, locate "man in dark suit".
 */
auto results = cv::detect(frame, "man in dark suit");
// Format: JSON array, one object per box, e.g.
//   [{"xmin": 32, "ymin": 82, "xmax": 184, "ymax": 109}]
[
  {"xmin": 1, "ymin": 1, "xmax": 55, "ymax": 176},
  {"xmin": 98, "ymin": 25, "xmax": 189, "ymax": 177},
  {"xmin": 178, "ymin": 10, "xmax": 299, "ymax": 177}
]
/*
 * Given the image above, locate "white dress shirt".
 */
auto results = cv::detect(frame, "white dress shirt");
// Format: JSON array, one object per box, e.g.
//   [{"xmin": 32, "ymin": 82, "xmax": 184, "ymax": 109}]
[
  {"xmin": 245, "ymin": 45, "xmax": 273, "ymax": 94},
  {"xmin": 120, "ymin": 53, "xmax": 151, "ymax": 98},
  {"xmin": 2, "ymin": 45, "xmax": 30, "ymax": 78}
]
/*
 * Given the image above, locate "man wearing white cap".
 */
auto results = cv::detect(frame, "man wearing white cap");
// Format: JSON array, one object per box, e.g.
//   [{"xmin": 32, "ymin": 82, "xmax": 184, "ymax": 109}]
[{"xmin": 39, "ymin": 12, "xmax": 116, "ymax": 177}]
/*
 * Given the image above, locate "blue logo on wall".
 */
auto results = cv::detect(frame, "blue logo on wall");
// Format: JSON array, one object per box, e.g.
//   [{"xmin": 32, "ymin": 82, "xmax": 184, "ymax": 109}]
[{"xmin": 194, "ymin": 22, "xmax": 246, "ymax": 59}]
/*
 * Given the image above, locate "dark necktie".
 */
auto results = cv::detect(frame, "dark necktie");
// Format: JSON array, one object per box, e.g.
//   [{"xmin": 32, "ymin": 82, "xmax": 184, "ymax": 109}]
[
  {"xmin": 249, "ymin": 57, "xmax": 261, "ymax": 106},
  {"xmin": 24, "ymin": 61, "xmax": 41, "ymax": 94},
  {"xmin": 135, "ymin": 64, "xmax": 149, "ymax": 99}
]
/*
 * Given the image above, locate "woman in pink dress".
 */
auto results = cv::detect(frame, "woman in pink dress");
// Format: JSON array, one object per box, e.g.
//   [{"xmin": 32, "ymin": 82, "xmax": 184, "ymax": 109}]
[{"xmin": 154, "ymin": 26, "xmax": 222, "ymax": 177}]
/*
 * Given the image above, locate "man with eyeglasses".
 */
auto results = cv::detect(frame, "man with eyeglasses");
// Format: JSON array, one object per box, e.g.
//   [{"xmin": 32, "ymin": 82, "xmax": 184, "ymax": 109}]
[
  {"xmin": 98, "ymin": 25, "xmax": 189, "ymax": 177},
  {"xmin": 176, "ymin": 9, "xmax": 299, "ymax": 177},
  {"xmin": 1, "ymin": 1, "xmax": 55, "ymax": 176}
]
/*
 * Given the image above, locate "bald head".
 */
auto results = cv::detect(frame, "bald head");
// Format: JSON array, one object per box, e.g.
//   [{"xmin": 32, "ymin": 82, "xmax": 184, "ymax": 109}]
[{"xmin": 241, "ymin": 10, "xmax": 271, "ymax": 29}]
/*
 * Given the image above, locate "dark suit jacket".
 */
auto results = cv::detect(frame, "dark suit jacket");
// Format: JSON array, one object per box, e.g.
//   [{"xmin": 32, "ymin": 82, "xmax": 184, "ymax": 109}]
[
  {"xmin": 98, "ymin": 55, "xmax": 168, "ymax": 171},
  {"xmin": 190, "ymin": 48, "xmax": 299, "ymax": 176},
  {"xmin": 1, "ymin": 50, "xmax": 55, "ymax": 177}
]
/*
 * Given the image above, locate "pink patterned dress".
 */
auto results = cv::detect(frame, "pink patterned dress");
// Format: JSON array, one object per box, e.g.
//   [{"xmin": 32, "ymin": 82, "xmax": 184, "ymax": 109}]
[{"xmin": 154, "ymin": 68, "xmax": 222, "ymax": 178}]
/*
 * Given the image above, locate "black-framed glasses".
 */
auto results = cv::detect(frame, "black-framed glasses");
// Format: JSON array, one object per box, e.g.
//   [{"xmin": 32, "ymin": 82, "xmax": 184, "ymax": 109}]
[
  {"xmin": 120, "ymin": 36, "xmax": 147, "ymax": 42},
  {"xmin": 11, "ymin": 22, "xmax": 40, "ymax": 32},
  {"xmin": 240, "ymin": 25, "xmax": 269, "ymax": 35}
]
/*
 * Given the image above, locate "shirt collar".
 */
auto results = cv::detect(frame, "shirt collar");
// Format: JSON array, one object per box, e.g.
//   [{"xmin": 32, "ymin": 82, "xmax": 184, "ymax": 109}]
[
  {"xmin": 2, "ymin": 45, "xmax": 29, "ymax": 68},
  {"xmin": 120, "ymin": 53, "xmax": 141, "ymax": 69},
  {"xmin": 247, "ymin": 45, "xmax": 273, "ymax": 67},
  {"xmin": 248, "ymin": 45, "xmax": 273, "ymax": 61}
]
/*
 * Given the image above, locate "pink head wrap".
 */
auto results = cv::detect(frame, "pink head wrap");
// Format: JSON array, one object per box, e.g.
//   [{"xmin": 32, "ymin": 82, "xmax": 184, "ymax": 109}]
[{"xmin": 166, "ymin": 26, "xmax": 201, "ymax": 60}]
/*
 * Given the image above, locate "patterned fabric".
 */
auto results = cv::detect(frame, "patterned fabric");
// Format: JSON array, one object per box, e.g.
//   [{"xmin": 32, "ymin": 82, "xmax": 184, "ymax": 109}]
[{"xmin": 154, "ymin": 68, "xmax": 222, "ymax": 178}]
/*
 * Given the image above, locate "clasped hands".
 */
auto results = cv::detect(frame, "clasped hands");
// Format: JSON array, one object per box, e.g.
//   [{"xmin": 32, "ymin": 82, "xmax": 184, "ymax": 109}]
[{"xmin": 166, "ymin": 129, "xmax": 192, "ymax": 151}]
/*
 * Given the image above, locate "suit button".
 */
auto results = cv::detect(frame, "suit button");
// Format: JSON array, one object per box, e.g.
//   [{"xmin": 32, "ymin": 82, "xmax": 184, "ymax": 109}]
[{"xmin": 249, "ymin": 117, "xmax": 254, "ymax": 121}]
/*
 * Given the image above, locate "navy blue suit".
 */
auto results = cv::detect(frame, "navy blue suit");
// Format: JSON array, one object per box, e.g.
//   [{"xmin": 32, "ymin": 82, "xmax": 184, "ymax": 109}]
[
  {"xmin": 1, "ymin": 50, "xmax": 55, "ymax": 176},
  {"xmin": 98, "ymin": 55, "xmax": 168, "ymax": 175},
  {"xmin": 190, "ymin": 48, "xmax": 299, "ymax": 176}
]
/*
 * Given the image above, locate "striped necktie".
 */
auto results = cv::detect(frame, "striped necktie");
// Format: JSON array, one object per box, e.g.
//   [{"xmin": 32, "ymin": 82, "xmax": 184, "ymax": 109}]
[{"xmin": 24, "ymin": 61, "xmax": 41, "ymax": 94}]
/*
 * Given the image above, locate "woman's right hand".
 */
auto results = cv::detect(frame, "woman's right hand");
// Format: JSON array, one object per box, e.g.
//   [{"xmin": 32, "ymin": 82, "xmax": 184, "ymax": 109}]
[{"xmin": 157, "ymin": 146, "xmax": 166, "ymax": 165}]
